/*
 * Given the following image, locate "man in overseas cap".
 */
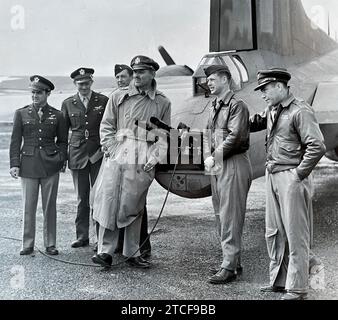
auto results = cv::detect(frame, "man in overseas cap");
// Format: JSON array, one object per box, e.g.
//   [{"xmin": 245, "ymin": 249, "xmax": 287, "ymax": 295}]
[
  {"xmin": 203, "ymin": 65, "xmax": 252, "ymax": 284},
  {"xmin": 250, "ymin": 67, "xmax": 326, "ymax": 300},
  {"xmin": 61, "ymin": 68, "xmax": 108, "ymax": 249},
  {"xmin": 114, "ymin": 64, "xmax": 133, "ymax": 89},
  {"xmin": 10, "ymin": 76, "xmax": 68, "ymax": 256},
  {"xmin": 91, "ymin": 55, "xmax": 171, "ymax": 269}
]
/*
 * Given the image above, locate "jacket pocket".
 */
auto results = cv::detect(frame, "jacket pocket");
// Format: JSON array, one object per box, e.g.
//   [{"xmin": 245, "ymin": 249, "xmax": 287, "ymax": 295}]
[
  {"xmin": 21, "ymin": 145, "xmax": 35, "ymax": 156},
  {"xmin": 69, "ymin": 112, "xmax": 81, "ymax": 127},
  {"xmin": 265, "ymin": 228, "xmax": 278, "ymax": 262},
  {"xmin": 44, "ymin": 146, "xmax": 59, "ymax": 156}
]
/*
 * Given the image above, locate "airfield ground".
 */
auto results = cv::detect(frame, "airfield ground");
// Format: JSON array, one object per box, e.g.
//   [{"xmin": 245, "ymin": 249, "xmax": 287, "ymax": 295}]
[{"xmin": 0, "ymin": 126, "xmax": 337, "ymax": 300}]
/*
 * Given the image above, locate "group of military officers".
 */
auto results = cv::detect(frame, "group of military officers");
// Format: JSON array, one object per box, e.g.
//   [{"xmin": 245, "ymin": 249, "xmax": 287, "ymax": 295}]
[{"xmin": 9, "ymin": 54, "xmax": 325, "ymax": 300}]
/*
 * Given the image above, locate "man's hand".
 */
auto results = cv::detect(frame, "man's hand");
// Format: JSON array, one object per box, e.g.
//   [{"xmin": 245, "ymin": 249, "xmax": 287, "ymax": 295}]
[
  {"xmin": 204, "ymin": 156, "xmax": 215, "ymax": 172},
  {"xmin": 10, "ymin": 167, "xmax": 20, "ymax": 179},
  {"xmin": 144, "ymin": 157, "xmax": 157, "ymax": 172}
]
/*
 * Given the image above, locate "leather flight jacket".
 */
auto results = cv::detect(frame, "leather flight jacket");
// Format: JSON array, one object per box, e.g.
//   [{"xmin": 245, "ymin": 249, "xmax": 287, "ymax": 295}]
[
  {"xmin": 204, "ymin": 91, "xmax": 250, "ymax": 161},
  {"xmin": 250, "ymin": 93, "xmax": 326, "ymax": 180}
]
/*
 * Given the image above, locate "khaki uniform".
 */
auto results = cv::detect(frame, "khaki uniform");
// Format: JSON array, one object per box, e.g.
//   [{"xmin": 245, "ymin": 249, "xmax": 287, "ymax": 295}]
[
  {"xmin": 250, "ymin": 93, "xmax": 326, "ymax": 293},
  {"xmin": 204, "ymin": 91, "xmax": 252, "ymax": 271}
]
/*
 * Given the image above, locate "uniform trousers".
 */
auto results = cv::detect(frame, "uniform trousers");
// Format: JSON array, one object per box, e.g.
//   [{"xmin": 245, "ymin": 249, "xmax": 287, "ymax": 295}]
[
  {"xmin": 266, "ymin": 169, "xmax": 312, "ymax": 293},
  {"xmin": 21, "ymin": 173, "xmax": 59, "ymax": 249},
  {"xmin": 210, "ymin": 152, "xmax": 252, "ymax": 271},
  {"xmin": 71, "ymin": 159, "xmax": 102, "ymax": 241},
  {"xmin": 98, "ymin": 213, "xmax": 143, "ymax": 258}
]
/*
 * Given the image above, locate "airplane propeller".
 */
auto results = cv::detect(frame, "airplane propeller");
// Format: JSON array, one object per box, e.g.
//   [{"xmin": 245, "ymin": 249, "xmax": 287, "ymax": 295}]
[{"xmin": 156, "ymin": 45, "xmax": 194, "ymax": 77}]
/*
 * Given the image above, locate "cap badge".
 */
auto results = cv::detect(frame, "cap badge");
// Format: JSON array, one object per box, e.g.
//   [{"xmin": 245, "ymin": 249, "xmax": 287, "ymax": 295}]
[
  {"xmin": 135, "ymin": 57, "xmax": 141, "ymax": 65},
  {"xmin": 79, "ymin": 69, "xmax": 85, "ymax": 75},
  {"xmin": 34, "ymin": 77, "xmax": 40, "ymax": 83}
]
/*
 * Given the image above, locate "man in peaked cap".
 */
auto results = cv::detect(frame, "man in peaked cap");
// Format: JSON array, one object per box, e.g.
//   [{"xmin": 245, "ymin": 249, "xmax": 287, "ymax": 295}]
[
  {"xmin": 110, "ymin": 63, "xmax": 152, "ymax": 258},
  {"xmin": 250, "ymin": 67, "xmax": 326, "ymax": 300},
  {"xmin": 61, "ymin": 68, "xmax": 108, "ymax": 249},
  {"xmin": 10, "ymin": 75, "xmax": 68, "ymax": 256},
  {"xmin": 91, "ymin": 55, "xmax": 171, "ymax": 269},
  {"xmin": 202, "ymin": 65, "xmax": 252, "ymax": 284}
]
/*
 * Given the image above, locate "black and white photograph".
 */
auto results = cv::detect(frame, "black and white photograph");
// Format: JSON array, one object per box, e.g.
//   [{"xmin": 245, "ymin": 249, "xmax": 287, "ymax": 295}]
[{"xmin": 1, "ymin": 0, "xmax": 338, "ymax": 308}]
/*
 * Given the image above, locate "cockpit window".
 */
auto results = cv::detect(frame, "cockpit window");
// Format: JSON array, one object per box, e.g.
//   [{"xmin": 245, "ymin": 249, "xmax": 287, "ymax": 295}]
[
  {"xmin": 192, "ymin": 53, "xmax": 249, "ymax": 96},
  {"xmin": 233, "ymin": 55, "xmax": 249, "ymax": 83}
]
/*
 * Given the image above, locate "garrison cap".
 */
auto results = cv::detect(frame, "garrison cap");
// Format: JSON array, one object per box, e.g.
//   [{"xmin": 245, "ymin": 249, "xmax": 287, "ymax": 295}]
[
  {"xmin": 254, "ymin": 67, "xmax": 291, "ymax": 91},
  {"xmin": 70, "ymin": 67, "xmax": 95, "ymax": 82},
  {"xmin": 29, "ymin": 75, "xmax": 55, "ymax": 91},
  {"xmin": 130, "ymin": 55, "xmax": 160, "ymax": 71},
  {"xmin": 115, "ymin": 64, "xmax": 133, "ymax": 76},
  {"xmin": 204, "ymin": 65, "xmax": 231, "ymax": 78}
]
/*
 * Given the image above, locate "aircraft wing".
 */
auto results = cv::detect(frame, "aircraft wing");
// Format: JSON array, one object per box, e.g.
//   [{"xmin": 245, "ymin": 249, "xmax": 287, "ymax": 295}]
[{"xmin": 312, "ymin": 82, "xmax": 338, "ymax": 124}]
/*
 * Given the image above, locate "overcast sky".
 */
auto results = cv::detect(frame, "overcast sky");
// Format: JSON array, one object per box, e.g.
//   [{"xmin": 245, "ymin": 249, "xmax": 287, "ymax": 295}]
[{"xmin": 0, "ymin": 0, "xmax": 337, "ymax": 76}]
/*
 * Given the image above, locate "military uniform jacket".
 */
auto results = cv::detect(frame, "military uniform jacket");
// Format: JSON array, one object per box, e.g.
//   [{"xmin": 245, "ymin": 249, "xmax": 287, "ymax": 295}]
[
  {"xmin": 203, "ymin": 90, "xmax": 250, "ymax": 161},
  {"xmin": 61, "ymin": 91, "xmax": 109, "ymax": 169},
  {"xmin": 250, "ymin": 93, "xmax": 326, "ymax": 180},
  {"xmin": 9, "ymin": 104, "xmax": 68, "ymax": 178}
]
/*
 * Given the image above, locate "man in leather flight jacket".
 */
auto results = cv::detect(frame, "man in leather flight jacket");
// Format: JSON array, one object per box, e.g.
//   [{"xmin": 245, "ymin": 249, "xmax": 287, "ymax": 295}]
[
  {"xmin": 250, "ymin": 68, "xmax": 326, "ymax": 300},
  {"xmin": 203, "ymin": 65, "xmax": 253, "ymax": 285}
]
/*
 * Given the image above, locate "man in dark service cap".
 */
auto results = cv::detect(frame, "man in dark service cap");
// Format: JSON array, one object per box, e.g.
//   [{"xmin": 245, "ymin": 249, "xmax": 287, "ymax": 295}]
[
  {"xmin": 114, "ymin": 64, "xmax": 133, "ymax": 89},
  {"xmin": 92, "ymin": 55, "xmax": 171, "ymax": 268},
  {"xmin": 9, "ymin": 75, "xmax": 68, "ymax": 255},
  {"xmin": 61, "ymin": 68, "xmax": 109, "ymax": 249},
  {"xmin": 250, "ymin": 67, "xmax": 326, "ymax": 300},
  {"xmin": 202, "ymin": 65, "xmax": 252, "ymax": 284}
]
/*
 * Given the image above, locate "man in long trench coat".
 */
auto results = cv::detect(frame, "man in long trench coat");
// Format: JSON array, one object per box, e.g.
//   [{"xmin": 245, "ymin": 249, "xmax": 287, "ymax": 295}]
[
  {"xmin": 91, "ymin": 55, "xmax": 171, "ymax": 269},
  {"xmin": 250, "ymin": 68, "xmax": 326, "ymax": 300}
]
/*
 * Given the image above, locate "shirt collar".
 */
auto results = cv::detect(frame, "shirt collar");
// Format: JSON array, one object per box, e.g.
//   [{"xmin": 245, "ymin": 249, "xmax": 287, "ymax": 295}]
[
  {"xmin": 78, "ymin": 90, "xmax": 92, "ymax": 102},
  {"xmin": 126, "ymin": 79, "xmax": 157, "ymax": 101},
  {"xmin": 280, "ymin": 92, "xmax": 295, "ymax": 108},
  {"xmin": 213, "ymin": 90, "xmax": 235, "ymax": 108}
]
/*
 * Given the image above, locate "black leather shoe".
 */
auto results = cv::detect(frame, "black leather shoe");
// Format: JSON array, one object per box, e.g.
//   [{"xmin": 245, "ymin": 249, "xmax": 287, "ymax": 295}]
[
  {"xmin": 20, "ymin": 247, "xmax": 34, "ymax": 255},
  {"xmin": 281, "ymin": 292, "xmax": 308, "ymax": 300},
  {"xmin": 114, "ymin": 246, "xmax": 123, "ymax": 254},
  {"xmin": 92, "ymin": 253, "xmax": 112, "ymax": 267},
  {"xmin": 126, "ymin": 256, "xmax": 151, "ymax": 269},
  {"xmin": 93, "ymin": 243, "xmax": 98, "ymax": 252},
  {"xmin": 140, "ymin": 249, "xmax": 151, "ymax": 259},
  {"xmin": 260, "ymin": 285, "xmax": 286, "ymax": 293},
  {"xmin": 209, "ymin": 265, "xmax": 243, "ymax": 276},
  {"xmin": 45, "ymin": 246, "xmax": 59, "ymax": 255},
  {"xmin": 208, "ymin": 268, "xmax": 236, "ymax": 284},
  {"xmin": 71, "ymin": 239, "xmax": 89, "ymax": 248}
]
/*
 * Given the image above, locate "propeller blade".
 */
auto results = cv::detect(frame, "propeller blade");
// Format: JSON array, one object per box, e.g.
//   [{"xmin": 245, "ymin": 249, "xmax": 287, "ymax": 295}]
[{"xmin": 158, "ymin": 45, "xmax": 176, "ymax": 65}]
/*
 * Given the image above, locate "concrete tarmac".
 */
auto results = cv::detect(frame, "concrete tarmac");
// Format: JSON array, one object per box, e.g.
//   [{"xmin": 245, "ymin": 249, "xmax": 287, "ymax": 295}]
[{"xmin": 0, "ymin": 128, "xmax": 337, "ymax": 300}]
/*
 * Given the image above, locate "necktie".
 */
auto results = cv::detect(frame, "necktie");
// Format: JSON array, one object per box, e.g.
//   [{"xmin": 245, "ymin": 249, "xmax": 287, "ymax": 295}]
[
  {"xmin": 38, "ymin": 107, "xmax": 43, "ymax": 120},
  {"xmin": 83, "ymin": 96, "xmax": 88, "ymax": 108},
  {"xmin": 270, "ymin": 105, "xmax": 279, "ymax": 123}
]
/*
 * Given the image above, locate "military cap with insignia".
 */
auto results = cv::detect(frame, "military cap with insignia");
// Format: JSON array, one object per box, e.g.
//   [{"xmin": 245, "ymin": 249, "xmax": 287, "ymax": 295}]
[
  {"xmin": 254, "ymin": 67, "xmax": 291, "ymax": 91},
  {"xmin": 115, "ymin": 64, "xmax": 133, "ymax": 76},
  {"xmin": 130, "ymin": 55, "xmax": 160, "ymax": 71},
  {"xmin": 204, "ymin": 65, "xmax": 231, "ymax": 78},
  {"xmin": 70, "ymin": 67, "xmax": 95, "ymax": 82},
  {"xmin": 29, "ymin": 75, "xmax": 55, "ymax": 91}
]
